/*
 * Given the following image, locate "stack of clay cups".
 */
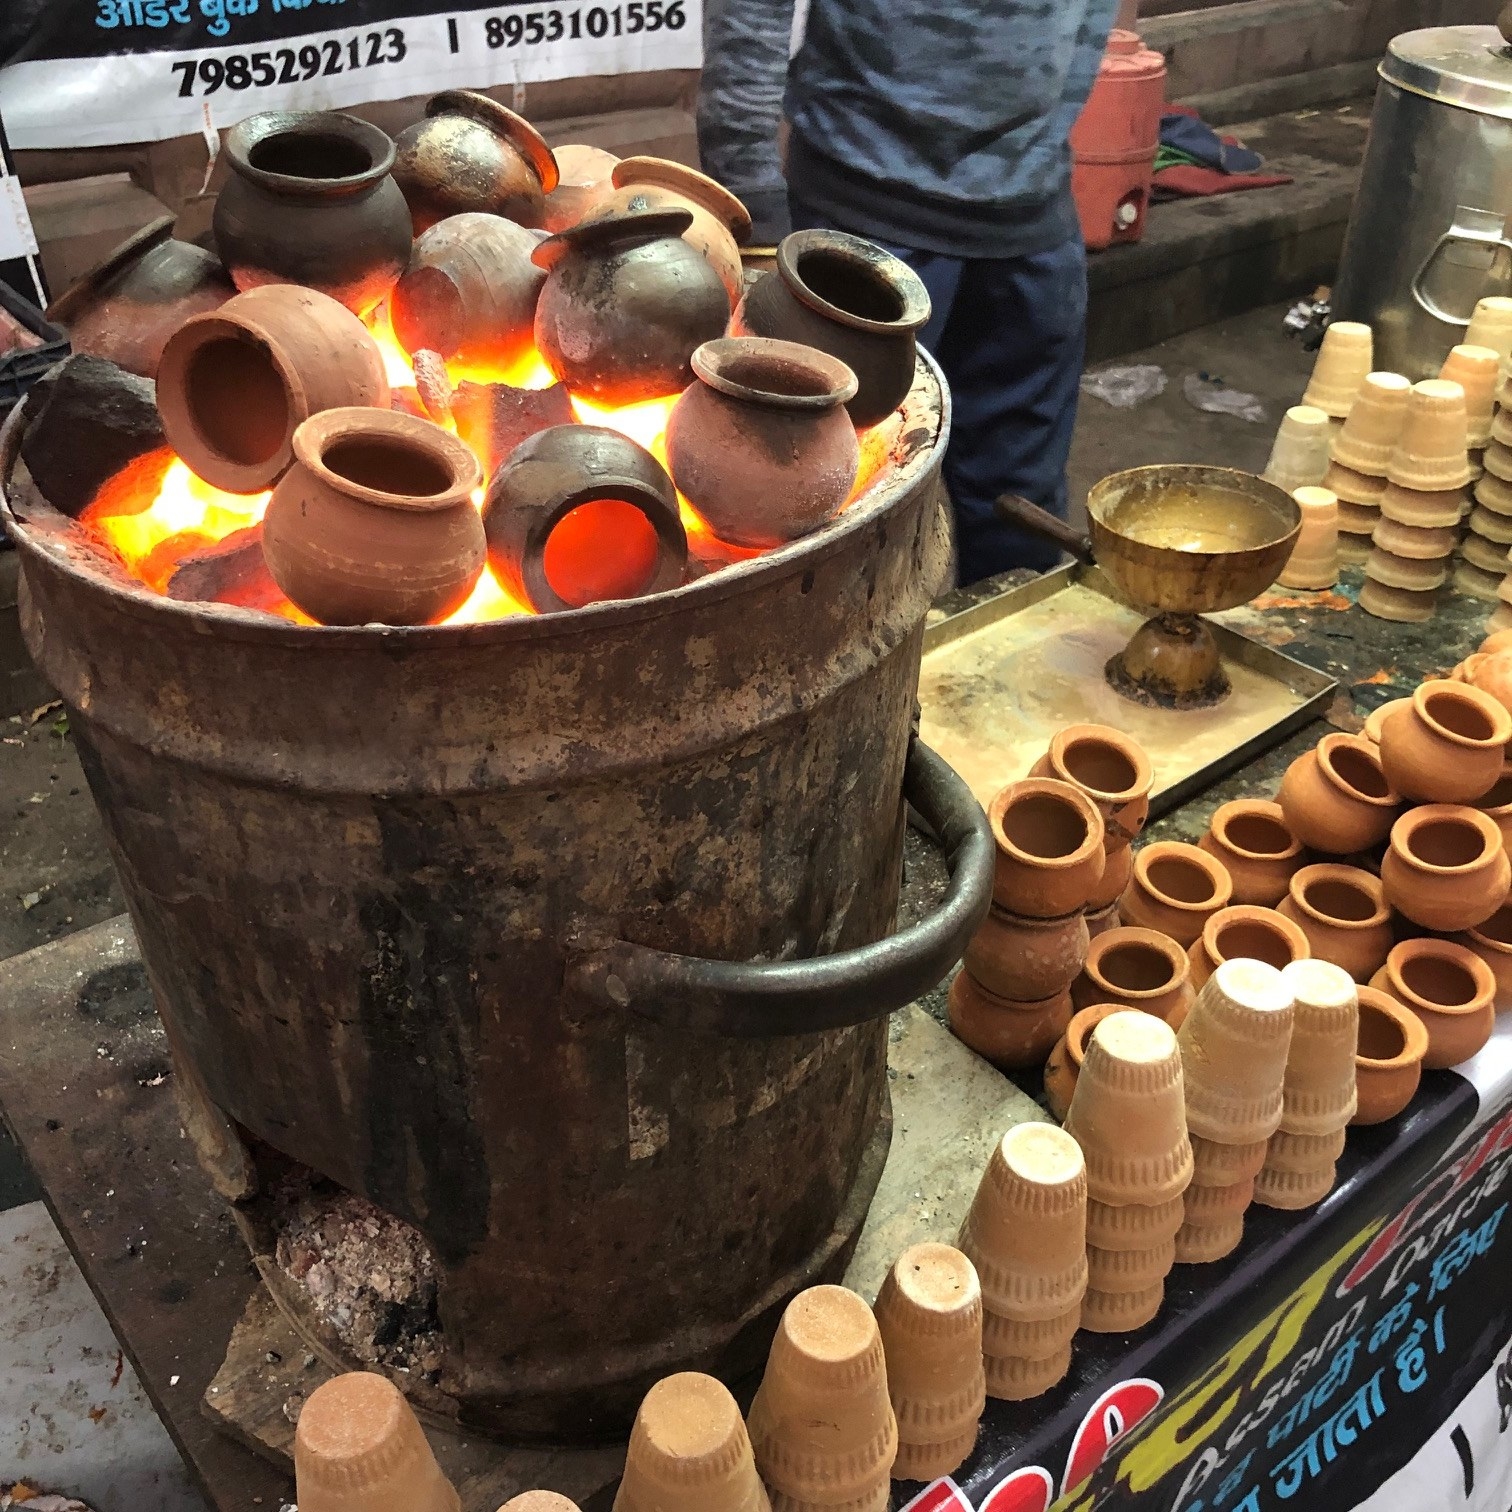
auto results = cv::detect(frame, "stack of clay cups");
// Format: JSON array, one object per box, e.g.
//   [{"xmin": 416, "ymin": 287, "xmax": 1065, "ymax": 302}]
[
  {"xmin": 874, "ymin": 1243, "xmax": 986, "ymax": 1482},
  {"xmin": 1255, "ymin": 960, "xmax": 1358, "ymax": 1211},
  {"xmin": 747, "ymin": 1286, "xmax": 896, "ymax": 1512},
  {"xmin": 958, "ymin": 1123, "xmax": 1087, "ymax": 1399},
  {"xmin": 952, "ymin": 775, "xmax": 1107, "ymax": 1070},
  {"xmin": 615, "ymin": 1374, "xmax": 771, "ymax": 1512},
  {"xmin": 1302, "ymin": 320, "xmax": 1372, "ymax": 424},
  {"xmin": 1276, "ymin": 485, "xmax": 1340, "ymax": 590},
  {"xmin": 1262, "ymin": 405, "xmax": 1333, "ymax": 494},
  {"xmin": 1175, "ymin": 959, "xmax": 1296, "ymax": 1264},
  {"xmin": 1462, "ymin": 459, "xmax": 1512, "ymax": 602},
  {"xmin": 1466, "ymin": 296, "xmax": 1512, "ymax": 379},
  {"xmin": 1441, "ymin": 343, "xmax": 1500, "ymax": 473},
  {"xmin": 1323, "ymin": 372, "xmax": 1410, "ymax": 562},
  {"xmin": 1062, "ymin": 1012, "xmax": 1190, "ymax": 1333},
  {"xmin": 294, "ymin": 1371, "xmax": 463, "ymax": 1512},
  {"xmin": 1362, "ymin": 379, "xmax": 1473, "ymax": 623}
]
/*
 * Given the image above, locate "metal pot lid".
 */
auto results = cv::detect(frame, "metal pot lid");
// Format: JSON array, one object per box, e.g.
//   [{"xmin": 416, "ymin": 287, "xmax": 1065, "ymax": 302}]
[{"xmin": 1383, "ymin": 26, "xmax": 1512, "ymax": 119}]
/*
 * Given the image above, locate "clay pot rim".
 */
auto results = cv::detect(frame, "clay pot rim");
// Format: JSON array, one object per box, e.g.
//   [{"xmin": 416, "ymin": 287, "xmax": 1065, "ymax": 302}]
[
  {"xmin": 1389, "ymin": 803, "xmax": 1503, "ymax": 874},
  {"xmin": 44, "ymin": 214, "xmax": 179, "ymax": 324},
  {"xmin": 1083, "ymin": 925, "xmax": 1189, "ymax": 998},
  {"xmin": 1199, "ymin": 904, "xmax": 1311, "ymax": 968},
  {"xmin": 424, "ymin": 89, "xmax": 561, "ymax": 193},
  {"xmin": 1288, "ymin": 863, "xmax": 1390, "ymax": 930},
  {"xmin": 1210, "ymin": 799, "xmax": 1302, "ymax": 862},
  {"xmin": 1410, "ymin": 678, "xmax": 1512, "ymax": 749},
  {"xmin": 1381, "ymin": 939, "xmax": 1496, "ymax": 1015},
  {"xmin": 988, "ymin": 777, "xmax": 1104, "ymax": 873},
  {"xmin": 292, "ymin": 407, "xmax": 482, "ymax": 511},
  {"xmin": 1065, "ymin": 1003, "xmax": 1132, "ymax": 1069},
  {"xmin": 614, "ymin": 155, "xmax": 753, "ymax": 241},
  {"xmin": 1046, "ymin": 723, "xmax": 1155, "ymax": 807},
  {"xmin": 225, "ymin": 110, "xmax": 398, "ymax": 197},
  {"xmin": 690, "ymin": 337, "xmax": 858, "ymax": 411},
  {"xmin": 983, "ymin": 901, "xmax": 1089, "ymax": 931},
  {"xmin": 1355, "ymin": 988, "xmax": 1429, "ymax": 1070},
  {"xmin": 1131, "ymin": 841, "xmax": 1233, "ymax": 915},
  {"xmin": 531, "ymin": 205, "xmax": 695, "ymax": 272},
  {"xmin": 1316, "ymin": 732, "xmax": 1401, "ymax": 807},
  {"xmin": 777, "ymin": 228, "xmax": 932, "ymax": 335}
]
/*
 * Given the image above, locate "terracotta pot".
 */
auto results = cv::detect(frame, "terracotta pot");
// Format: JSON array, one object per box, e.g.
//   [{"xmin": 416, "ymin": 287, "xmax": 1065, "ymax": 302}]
[
  {"xmin": 1084, "ymin": 1192, "xmax": 1184, "ymax": 1252},
  {"xmin": 964, "ymin": 906, "xmax": 1090, "ymax": 1003},
  {"xmin": 482, "ymin": 424, "xmax": 687, "ymax": 614},
  {"xmin": 980, "ymin": 1301, "xmax": 1080, "ymax": 1361},
  {"xmin": 214, "ymin": 111, "xmax": 412, "ymax": 314},
  {"xmin": 156, "ymin": 284, "xmax": 389, "ymax": 494},
  {"xmin": 598, "ymin": 157, "xmax": 752, "ymax": 303},
  {"xmin": 1251, "ymin": 1161, "xmax": 1336, "ymax": 1211},
  {"xmin": 541, "ymin": 144, "xmax": 620, "ymax": 233},
  {"xmin": 1363, "ymin": 699, "xmax": 1410, "ymax": 745},
  {"xmin": 1118, "ymin": 841, "xmax": 1232, "ymax": 949},
  {"xmin": 1323, "ymin": 460, "xmax": 1386, "ymax": 504},
  {"xmin": 262, "ymin": 408, "xmax": 485, "ymax": 626},
  {"xmin": 1329, "ymin": 371, "xmax": 1410, "ymax": 473},
  {"xmin": 1085, "ymin": 1239, "xmax": 1175, "ymax": 1295},
  {"xmin": 665, "ymin": 337, "xmax": 860, "ymax": 548},
  {"xmin": 987, "ymin": 778, "xmax": 1106, "ymax": 918},
  {"xmin": 1186, "ymin": 905, "xmax": 1310, "ymax": 992},
  {"xmin": 874, "ymin": 1243, "xmax": 985, "ymax": 1484},
  {"xmin": 1172, "ymin": 1215, "xmax": 1244, "ymax": 1264},
  {"xmin": 532, "ymin": 207, "xmax": 731, "ymax": 404},
  {"xmin": 1481, "ymin": 628, "xmax": 1512, "ymax": 656},
  {"xmin": 1072, "ymin": 926, "xmax": 1195, "ymax": 1026},
  {"xmin": 1064, "ymin": 1011, "xmax": 1192, "ymax": 1205},
  {"xmin": 1365, "ymin": 547, "xmax": 1449, "ymax": 592},
  {"xmin": 1381, "ymin": 804, "xmax": 1511, "ymax": 932},
  {"xmin": 1086, "ymin": 840, "xmax": 1135, "ymax": 911},
  {"xmin": 985, "ymin": 1344, "xmax": 1073, "ymax": 1400},
  {"xmin": 1043, "ymin": 1002, "xmax": 1130, "ymax": 1121},
  {"xmin": 1387, "ymin": 378, "xmax": 1474, "ymax": 493},
  {"xmin": 1302, "ymin": 320, "xmax": 1371, "ymax": 418},
  {"xmin": 390, "ymin": 213, "xmax": 544, "ymax": 369},
  {"xmin": 1373, "ymin": 515, "xmax": 1459, "ymax": 559},
  {"xmin": 747, "ymin": 1286, "xmax": 896, "ymax": 1507},
  {"xmin": 1455, "ymin": 901, "xmax": 1512, "ymax": 1007},
  {"xmin": 393, "ymin": 91, "xmax": 559, "ymax": 235},
  {"xmin": 44, "ymin": 216, "xmax": 235, "ymax": 379},
  {"xmin": 1379, "ymin": 680, "xmax": 1512, "ymax": 802},
  {"xmin": 1276, "ymin": 733, "xmax": 1401, "ymax": 854},
  {"xmin": 1273, "ymin": 958, "xmax": 1358, "ymax": 1134},
  {"xmin": 1189, "ymin": 1133, "xmax": 1269, "ymax": 1186},
  {"xmin": 1198, "ymin": 799, "xmax": 1305, "ymax": 907},
  {"xmin": 1177, "ymin": 959, "xmax": 1296, "ymax": 1145},
  {"xmin": 1377, "ymin": 480, "xmax": 1469, "ymax": 529},
  {"xmin": 1181, "ymin": 1175, "xmax": 1255, "ymax": 1223},
  {"xmin": 1028, "ymin": 724, "xmax": 1153, "ymax": 850},
  {"xmin": 294, "ymin": 1371, "xmax": 461, "ymax": 1512},
  {"xmin": 1469, "ymin": 652, "xmax": 1512, "ymax": 716},
  {"xmin": 1276, "ymin": 863, "xmax": 1391, "ymax": 983},
  {"xmin": 957, "ymin": 1122, "xmax": 1088, "ymax": 1324},
  {"xmin": 1370, "ymin": 938, "xmax": 1497, "ymax": 1069},
  {"xmin": 1263, "ymin": 1125, "xmax": 1346, "ymax": 1175},
  {"xmin": 1085, "ymin": 901, "xmax": 1122, "ymax": 939},
  {"xmin": 1079, "ymin": 1281, "xmax": 1164, "ymax": 1335},
  {"xmin": 1276, "ymin": 484, "xmax": 1339, "ymax": 590},
  {"xmin": 1351, "ymin": 987, "xmax": 1429, "ymax": 1125},
  {"xmin": 616, "ymin": 1373, "xmax": 769, "ymax": 1512},
  {"xmin": 1361, "ymin": 577, "xmax": 1439, "ymax": 622},
  {"xmin": 948, "ymin": 972, "xmax": 1072, "ymax": 1072},
  {"xmin": 731, "ymin": 229, "xmax": 932, "ymax": 428}
]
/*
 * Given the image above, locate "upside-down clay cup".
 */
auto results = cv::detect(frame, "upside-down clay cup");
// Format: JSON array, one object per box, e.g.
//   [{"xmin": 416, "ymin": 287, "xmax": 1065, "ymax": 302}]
[
  {"xmin": 1198, "ymin": 799, "xmax": 1305, "ymax": 907},
  {"xmin": 1303, "ymin": 320, "xmax": 1372, "ymax": 418},
  {"xmin": 1043, "ymin": 1003, "xmax": 1132, "ymax": 1122},
  {"xmin": 1330, "ymin": 372, "xmax": 1412, "ymax": 475},
  {"xmin": 498, "ymin": 1495, "xmax": 583, "ymax": 1512},
  {"xmin": 1275, "ymin": 958, "xmax": 1358, "ymax": 1134},
  {"xmin": 1189, "ymin": 1132, "xmax": 1270, "ymax": 1186}
]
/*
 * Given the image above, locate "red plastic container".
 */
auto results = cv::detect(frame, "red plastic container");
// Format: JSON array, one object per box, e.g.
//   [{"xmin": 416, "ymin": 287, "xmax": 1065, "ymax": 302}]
[{"xmin": 1070, "ymin": 30, "xmax": 1167, "ymax": 250}]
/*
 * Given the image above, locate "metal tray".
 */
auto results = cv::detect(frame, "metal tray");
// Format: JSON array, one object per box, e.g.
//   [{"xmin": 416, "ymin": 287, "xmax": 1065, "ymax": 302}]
[{"xmin": 918, "ymin": 563, "xmax": 1337, "ymax": 818}]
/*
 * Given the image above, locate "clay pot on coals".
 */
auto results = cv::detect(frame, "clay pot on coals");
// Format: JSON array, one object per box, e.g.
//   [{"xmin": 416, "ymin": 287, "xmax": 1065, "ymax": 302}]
[
  {"xmin": 1370, "ymin": 938, "xmax": 1497, "ymax": 1070},
  {"xmin": 262, "ymin": 407, "xmax": 485, "ymax": 625},
  {"xmin": 390, "ymin": 213, "xmax": 544, "ymax": 370},
  {"xmin": 1043, "ymin": 1002, "xmax": 1130, "ymax": 1122},
  {"xmin": 1277, "ymin": 733, "xmax": 1401, "ymax": 853},
  {"xmin": 1351, "ymin": 987, "xmax": 1429, "ymax": 1124},
  {"xmin": 532, "ymin": 207, "xmax": 730, "ymax": 404},
  {"xmin": 1029, "ymin": 724, "xmax": 1153, "ymax": 850},
  {"xmin": 1379, "ymin": 680, "xmax": 1512, "ymax": 803},
  {"xmin": 987, "ymin": 778, "xmax": 1106, "ymax": 918},
  {"xmin": 732, "ymin": 229, "xmax": 932, "ymax": 428},
  {"xmin": 665, "ymin": 337, "xmax": 860, "ymax": 548},
  {"xmin": 541, "ymin": 144, "xmax": 620, "ymax": 233},
  {"xmin": 1381, "ymin": 804, "xmax": 1511, "ymax": 932},
  {"xmin": 1199, "ymin": 799, "xmax": 1305, "ymax": 907},
  {"xmin": 1072, "ymin": 926, "xmax": 1195, "ymax": 1026},
  {"xmin": 1187, "ymin": 905, "xmax": 1310, "ymax": 992},
  {"xmin": 214, "ymin": 111, "xmax": 413, "ymax": 314},
  {"xmin": 483, "ymin": 424, "xmax": 687, "ymax": 614},
  {"xmin": 1118, "ymin": 841, "xmax": 1233, "ymax": 948},
  {"xmin": 1277, "ymin": 864, "xmax": 1393, "ymax": 983},
  {"xmin": 156, "ymin": 284, "xmax": 389, "ymax": 494},
  {"xmin": 964, "ymin": 906, "xmax": 1090, "ymax": 1003},
  {"xmin": 948, "ymin": 972, "xmax": 1072, "ymax": 1071},
  {"xmin": 392, "ymin": 90, "xmax": 559, "ymax": 234}
]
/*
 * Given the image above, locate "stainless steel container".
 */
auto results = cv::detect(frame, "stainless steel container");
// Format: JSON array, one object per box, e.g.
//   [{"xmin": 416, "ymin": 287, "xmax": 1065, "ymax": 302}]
[{"xmin": 1333, "ymin": 26, "xmax": 1512, "ymax": 378}]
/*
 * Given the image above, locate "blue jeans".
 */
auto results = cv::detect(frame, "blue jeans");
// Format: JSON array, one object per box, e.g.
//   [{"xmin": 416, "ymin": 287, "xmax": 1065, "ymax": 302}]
[{"xmin": 790, "ymin": 193, "xmax": 1088, "ymax": 583}]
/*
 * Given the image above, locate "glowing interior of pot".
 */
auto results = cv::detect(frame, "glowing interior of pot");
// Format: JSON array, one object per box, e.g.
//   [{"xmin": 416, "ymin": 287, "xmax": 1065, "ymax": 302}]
[{"xmin": 80, "ymin": 305, "xmax": 896, "ymax": 624}]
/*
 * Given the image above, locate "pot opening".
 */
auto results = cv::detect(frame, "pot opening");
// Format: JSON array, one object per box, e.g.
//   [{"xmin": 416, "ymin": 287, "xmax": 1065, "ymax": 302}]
[
  {"xmin": 1303, "ymin": 876, "xmax": 1377, "ymax": 923},
  {"xmin": 718, "ymin": 353, "xmax": 835, "ymax": 400},
  {"xmin": 186, "ymin": 337, "xmax": 289, "ymax": 468},
  {"xmin": 1357, "ymin": 1003, "xmax": 1407, "ymax": 1062},
  {"xmin": 543, "ymin": 499, "xmax": 660, "ymax": 608},
  {"xmin": 999, "ymin": 793, "xmax": 1089, "ymax": 861},
  {"xmin": 1476, "ymin": 904, "xmax": 1512, "ymax": 947},
  {"xmin": 1212, "ymin": 919, "xmax": 1294, "ymax": 969},
  {"xmin": 323, "ymin": 437, "xmax": 454, "ymax": 498},
  {"xmin": 795, "ymin": 248, "xmax": 906, "ymax": 324},
  {"xmin": 250, "ymin": 130, "xmax": 374, "ymax": 180},
  {"xmin": 1326, "ymin": 742, "xmax": 1391, "ymax": 800},
  {"xmin": 1406, "ymin": 817, "xmax": 1487, "ymax": 869},
  {"xmin": 1146, "ymin": 855, "xmax": 1217, "ymax": 906},
  {"xmin": 1060, "ymin": 738, "xmax": 1138, "ymax": 798},
  {"xmin": 1222, "ymin": 811, "xmax": 1292, "ymax": 857},
  {"xmin": 1399, "ymin": 953, "xmax": 1477, "ymax": 1007},
  {"xmin": 1098, "ymin": 941, "xmax": 1176, "ymax": 993},
  {"xmin": 1070, "ymin": 1005, "xmax": 1123, "ymax": 1060},
  {"xmin": 1422, "ymin": 688, "xmax": 1496, "ymax": 743}
]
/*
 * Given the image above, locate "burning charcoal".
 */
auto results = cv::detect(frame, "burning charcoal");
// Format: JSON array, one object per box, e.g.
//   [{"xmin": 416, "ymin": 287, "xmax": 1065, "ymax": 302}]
[
  {"xmin": 20, "ymin": 354, "xmax": 165, "ymax": 518},
  {"xmin": 389, "ymin": 386, "xmax": 428, "ymax": 420},
  {"xmin": 450, "ymin": 377, "xmax": 574, "ymax": 479},
  {"xmin": 410, "ymin": 348, "xmax": 453, "ymax": 422},
  {"xmin": 164, "ymin": 526, "xmax": 283, "ymax": 611}
]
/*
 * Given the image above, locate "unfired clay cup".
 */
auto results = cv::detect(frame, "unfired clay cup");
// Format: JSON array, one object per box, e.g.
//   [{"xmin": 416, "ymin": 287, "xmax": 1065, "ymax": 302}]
[
  {"xmin": 1359, "ymin": 577, "xmax": 1438, "ymax": 624},
  {"xmin": 1303, "ymin": 321, "xmax": 1372, "ymax": 417},
  {"xmin": 1378, "ymin": 480, "xmax": 1470, "ymax": 528},
  {"xmin": 1330, "ymin": 372, "xmax": 1411, "ymax": 475},
  {"xmin": 1365, "ymin": 547, "xmax": 1449, "ymax": 593},
  {"xmin": 1324, "ymin": 460, "xmax": 1388, "ymax": 503}
]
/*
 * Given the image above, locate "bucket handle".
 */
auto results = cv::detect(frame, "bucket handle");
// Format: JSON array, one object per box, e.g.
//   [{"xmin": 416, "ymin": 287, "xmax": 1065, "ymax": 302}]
[
  {"xmin": 1411, "ymin": 205, "xmax": 1512, "ymax": 327},
  {"xmin": 565, "ymin": 735, "xmax": 994, "ymax": 1037}
]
